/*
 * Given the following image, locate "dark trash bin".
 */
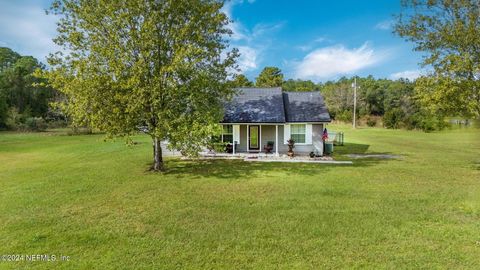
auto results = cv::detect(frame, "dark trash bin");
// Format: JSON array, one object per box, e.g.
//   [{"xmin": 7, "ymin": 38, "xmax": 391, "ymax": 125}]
[{"xmin": 325, "ymin": 143, "xmax": 334, "ymax": 155}]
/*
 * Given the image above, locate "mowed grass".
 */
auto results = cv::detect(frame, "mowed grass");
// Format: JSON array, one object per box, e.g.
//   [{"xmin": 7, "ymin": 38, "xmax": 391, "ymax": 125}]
[{"xmin": 0, "ymin": 125, "xmax": 479, "ymax": 269}]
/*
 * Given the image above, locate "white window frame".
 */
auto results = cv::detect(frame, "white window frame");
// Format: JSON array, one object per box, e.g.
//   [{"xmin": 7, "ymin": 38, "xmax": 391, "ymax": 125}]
[
  {"xmin": 290, "ymin": 124, "xmax": 306, "ymax": 144},
  {"xmin": 222, "ymin": 125, "xmax": 233, "ymax": 143}
]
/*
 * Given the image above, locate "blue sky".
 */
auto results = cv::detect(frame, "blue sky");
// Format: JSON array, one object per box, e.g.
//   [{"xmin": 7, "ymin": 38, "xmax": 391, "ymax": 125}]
[{"xmin": 0, "ymin": 0, "xmax": 425, "ymax": 82}]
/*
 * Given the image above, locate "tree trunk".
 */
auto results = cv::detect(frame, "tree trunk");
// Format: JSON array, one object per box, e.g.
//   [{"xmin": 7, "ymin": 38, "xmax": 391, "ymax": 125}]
[{"xmin": 152, "ymin": 137, "xmax": 164, "ymax": 171}]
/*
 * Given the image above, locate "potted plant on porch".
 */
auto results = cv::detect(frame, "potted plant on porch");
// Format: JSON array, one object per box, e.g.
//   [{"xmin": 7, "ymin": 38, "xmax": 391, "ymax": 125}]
[{"xmin": 287, "ymin": 139, "xmax": 295, "ymax": 157}]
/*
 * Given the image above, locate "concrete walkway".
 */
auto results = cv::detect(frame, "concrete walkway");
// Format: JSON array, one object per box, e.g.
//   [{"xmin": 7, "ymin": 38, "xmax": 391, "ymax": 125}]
[
  {"xmin": 195, "ymin": 152, "xmax": 353, "ymax": 164},
  {"xmin": 243, "ymin": 158, "xmax": 353, "ymax": 164},
  {"xmin": 160, "ymin": 142, "xmax": 182, "ymax": 157},
  {"xmin": 168, "ymin": 146, "xmax": 354, "ymax": 164}
]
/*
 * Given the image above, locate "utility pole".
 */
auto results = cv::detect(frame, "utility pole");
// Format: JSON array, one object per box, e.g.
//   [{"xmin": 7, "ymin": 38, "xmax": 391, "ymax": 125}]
[{"xmin": 353, "ymin": 76, "xmax": 357, "ymax": 129}]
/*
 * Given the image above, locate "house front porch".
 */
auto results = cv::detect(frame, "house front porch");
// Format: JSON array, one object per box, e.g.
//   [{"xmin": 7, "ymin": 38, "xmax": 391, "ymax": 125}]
[{"xmin": 220, "ymin": 123, "xmax": 326, "ymax": 156}]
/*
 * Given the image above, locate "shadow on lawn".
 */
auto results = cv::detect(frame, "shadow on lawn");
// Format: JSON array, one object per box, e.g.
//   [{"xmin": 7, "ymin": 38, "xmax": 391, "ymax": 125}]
[
  {"xmin": 333, "ymin": 142, "xmax": 370, "ymax": 155},
  {"xmin": 473, "ymin": 161, "xmax": 480, "ymax": 171},
  {"xmin": 157, "ymin": 144, "xmax": 399, "ymax": 179},
  {"xmin": 162, "ymin": 159, "xmax": 268, "ymax": 179},
  {"xmin": 335, "ymin": 142, "xmax": 401, "ymax": 159}
]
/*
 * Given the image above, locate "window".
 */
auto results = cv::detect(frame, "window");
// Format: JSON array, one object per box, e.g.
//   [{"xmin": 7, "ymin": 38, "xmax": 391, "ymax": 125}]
[
  {"xmin": 222, "ymin": 125, "xmax": 233, "ymax": 143},
  {"xmin": 290, "ymin": 124, "xmax": 306, "ymax": 143}
]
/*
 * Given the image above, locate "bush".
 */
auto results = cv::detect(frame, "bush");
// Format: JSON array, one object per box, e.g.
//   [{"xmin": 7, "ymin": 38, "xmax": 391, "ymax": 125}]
[
  {"xmin": 6, "ymin": 107, "xmax": 22, "ymax": 130},
  {"xmin": 402, "ymin": 114, "xmax": 421, "ymax": 130},
  {"xmin": 418, "ymin": 115, "xmax": 448, "ymax": 132},
  {"xmin": 384, "ymin": 109, "xmax": 404, "ymax": 129},
  {"xmin": 24, "ymin": 117, "xmax": 47, "ymax": 131},
  {"xmin": 400, "ymin": 111, "xmax": 448, "ymax": 132},
  {"xmin": 336, "ymin": 110, "xmax": 353, "ymax": 122},
  {"xmin": 67, "ymin": 126, "xmax": 93, "ymax": 135},
  {"xmin": 47, "ymin": 120, "xmax": 68, "ymax": 129},
  {"xmin": 20, "ymin": 106, "xmax": 32, "ymax": 123},
  {"xmin": 0, "ymin": 96, "xmax": 8, "ymax": 129},
  {"xmin": 366, "ymin": 117, "xmax": 377, "ymax": 127}
]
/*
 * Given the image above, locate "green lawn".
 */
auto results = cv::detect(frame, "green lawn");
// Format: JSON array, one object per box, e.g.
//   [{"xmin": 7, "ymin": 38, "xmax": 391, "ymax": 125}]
[{"xmin": 1, "ymin": 125, "xmax": 479, "ymax": 269}]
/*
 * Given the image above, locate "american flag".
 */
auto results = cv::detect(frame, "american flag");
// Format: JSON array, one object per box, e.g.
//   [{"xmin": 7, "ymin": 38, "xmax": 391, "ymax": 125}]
[{"xmin": 322, "ymin": 128, "xmax": 329, "ymax": 141}]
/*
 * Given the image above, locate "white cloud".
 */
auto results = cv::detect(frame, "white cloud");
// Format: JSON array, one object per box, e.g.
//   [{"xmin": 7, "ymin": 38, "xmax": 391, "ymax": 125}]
[
  {"xmin": 294, "ymin": 43, "xmax": 388, "ymax": 80},
  {"xmin": 375, "ymin": 20, "xmax": 393, "ymax": 30},
  {"xmin": 222, "ymin": 0, "xmax": 250, "ymax": 41},
  {"xmin": 296, "ymin": 45, "xmax": 312, "ymax": 52},
  {"xmin": 237, "ymin": 46, "xmax": 258, "ymax": 72},
  {"xmin": 295, "ymin": 36, "xmax": 330, "ymax": 52},
  {"xmin": 390, "ymin": 70, "xmax": 422, "ymax": 81},
  {"xmin": 222, "ymin": 0, "xmax": 283, "ymax": 74},
  {"xmin": 0, "ymin": 1, "xmax": 59, "ymax": 63},
  {"xmin": 314, "ymin": 37, "xmax": 327, "ymax": 43},
  {"xmin": 251, "ymin": 22, "xmax": 285, "ymax": 38}
]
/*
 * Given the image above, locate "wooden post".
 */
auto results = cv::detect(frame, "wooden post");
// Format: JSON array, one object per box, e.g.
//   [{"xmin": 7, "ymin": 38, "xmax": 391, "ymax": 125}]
[{"xmin": 353, "ymin": 77, "xmax": 357, "ymax": 129}]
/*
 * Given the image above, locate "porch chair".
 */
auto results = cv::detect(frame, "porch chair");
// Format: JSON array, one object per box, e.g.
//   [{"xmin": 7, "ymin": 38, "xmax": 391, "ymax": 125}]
[{"xmin": 263, "ymin": 141, "xmax": 274, "ymax": 154}]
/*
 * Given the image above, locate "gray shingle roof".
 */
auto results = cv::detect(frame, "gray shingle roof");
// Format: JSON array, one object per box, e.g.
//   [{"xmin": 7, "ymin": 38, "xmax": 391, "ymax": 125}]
[
  {"xmin": 283, "ymin": 91, "xmax": 331, "ymax": 122},
  {"xmin": 222, "ymin": 87, "xmax": 331, "ymax": 123},
  {"xmin": 223, "ymin": 87, "xmax": 286, "ymax": 123}
]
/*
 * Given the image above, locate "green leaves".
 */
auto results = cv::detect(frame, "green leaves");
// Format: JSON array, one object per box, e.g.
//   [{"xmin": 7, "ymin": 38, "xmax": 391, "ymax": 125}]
[
  {"xmin": 229, "ymin": 74, "xmax": 253, "ymax": 87},
  {"xmin": 0, "ymin": 49, "xmax": 56, "ymax": 128},
  {"xmin": 255, "ymin": 66, "xmax": 284, "ymax": 87},
  {"xmin": 395, "ymin": 0, "xmax": 480, "ymax": 118},
  {"xmin": 45, "ymin": 0, "xmax": 238, "ymax": 167}
]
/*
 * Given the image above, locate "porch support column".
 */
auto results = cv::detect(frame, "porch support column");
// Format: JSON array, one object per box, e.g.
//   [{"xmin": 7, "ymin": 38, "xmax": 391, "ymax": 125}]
[
  {"xmin": 247, "ymin": 124, "xmax": 249, "ymax": 152},
  {"xmin": 275, "ymin": 125, "xmax": 279, "ymax": 156},
  {"xmin": 232, "ymin": 131, "xmax": 236, "ymax": 155},
  {"xmin": 259, "ymin": 125, "xmax": 262, "ymax": 154}
]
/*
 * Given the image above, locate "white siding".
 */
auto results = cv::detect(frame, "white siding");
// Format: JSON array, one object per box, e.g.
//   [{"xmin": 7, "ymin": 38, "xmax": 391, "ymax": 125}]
[
  {"xmin": 305, "ymin": 124, "xmax": 312, "ymax": 144},
  {"xmin": 283, "ymin": 124, "xmax": 290, "ymax": 144},
  {"xmin": 233, "ymin": 125, "xmax": 240, "ymax": 143}
]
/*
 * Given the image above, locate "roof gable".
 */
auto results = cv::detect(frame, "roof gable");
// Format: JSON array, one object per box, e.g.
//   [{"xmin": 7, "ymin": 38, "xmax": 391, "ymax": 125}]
[
  {"xmin": 222, "ymin": 88, "xmax": 330, "ymax": 123},
  {"xmin": 223, "ymin": 88, "xmax": 285, "ymax": 123},
  {"xmin": 283, "ymin": 91, "xmax": 331, "ymax": 122}
]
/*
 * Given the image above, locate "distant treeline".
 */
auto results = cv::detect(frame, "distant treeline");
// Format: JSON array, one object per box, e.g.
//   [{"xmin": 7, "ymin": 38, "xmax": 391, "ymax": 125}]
[
  {"xmin": 0, "ymin": 47, "xmax": 447, "ymax": 133},
  {"xmin": 0, "ymin": 47, "xmax": 65, "ymax": 131},
  {"xmin": 230, "ymin": 67, "xmax": 447, "ymax": 131},
  {"xmin": 320, "ymin": 76, "xmax": 447, "ymax": 131}
]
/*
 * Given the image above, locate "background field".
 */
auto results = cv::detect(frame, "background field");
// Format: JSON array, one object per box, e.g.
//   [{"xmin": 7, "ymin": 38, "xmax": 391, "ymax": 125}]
[{"xmin": 0, "ymin": 125, "xmax": 479, "ymax": 269}]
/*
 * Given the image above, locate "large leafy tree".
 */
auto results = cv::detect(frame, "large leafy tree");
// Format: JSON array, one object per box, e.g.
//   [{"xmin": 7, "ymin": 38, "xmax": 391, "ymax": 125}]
[
  {"xmin": 395, "ymin": 0, "xmax": 480, "ymax": 118},
  {"xmin": 230, "ymin": 74, "xmax": 253, "ymax": 87},
  {"xmin": 255, "ymin": 66, "xmax": 283, "ymax": 87},
  {"xmin": 45, "ymin": 0, "xmax": 238, "ymax": 171},
  {"xmin": 2, "ymin": 56, "xmax": 46, "ymax": 114},
  {"xmin": 0, "ymin": 47, "xmax": 21, "ymax": 72},
  {"xmin": 321, "ymin": 77, "xmax": 357, "ymax": 120},
  {"xmin": 0, "ymin": 48, "xmax": 55, "ymax": 128}
]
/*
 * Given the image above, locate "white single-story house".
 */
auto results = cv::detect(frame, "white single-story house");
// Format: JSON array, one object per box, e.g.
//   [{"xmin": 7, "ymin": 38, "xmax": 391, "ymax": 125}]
[{"xmin": 220, "ymin": 87, "xmax": 331, "ymax": 156}]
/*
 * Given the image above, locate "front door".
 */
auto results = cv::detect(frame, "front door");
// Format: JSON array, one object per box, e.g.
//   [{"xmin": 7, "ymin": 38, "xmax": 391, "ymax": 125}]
[{"xmin": 249, "ymin": 125, "xmax": 260, "ymax": 150}]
